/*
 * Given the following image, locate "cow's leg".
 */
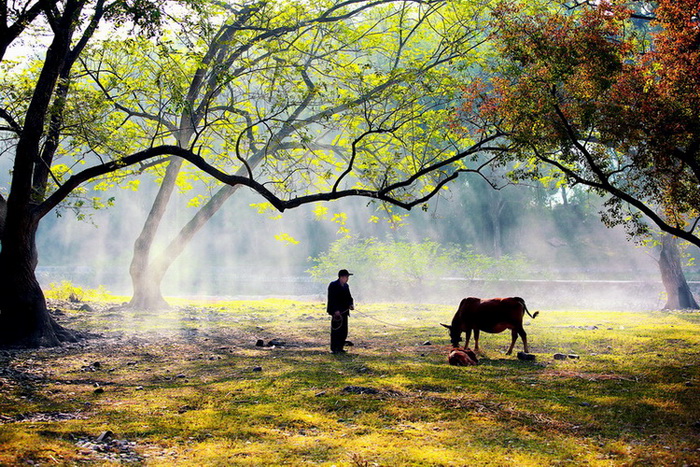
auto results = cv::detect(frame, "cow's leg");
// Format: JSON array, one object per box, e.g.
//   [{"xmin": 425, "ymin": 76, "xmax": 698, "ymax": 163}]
[
  {"xmin": 463, "ymin": 328, "xmax": 472, "ymax": 350},
  {"xmin": 519, "ymin": 328, "xmax": 529, "ymax": 353},
  {"xmin": 472, "ymin": 329, "xmax": 480, "ymax": 352},
  {"xmin": 506, "ymin": 329, "xmax": 518, "ymax": 355}
]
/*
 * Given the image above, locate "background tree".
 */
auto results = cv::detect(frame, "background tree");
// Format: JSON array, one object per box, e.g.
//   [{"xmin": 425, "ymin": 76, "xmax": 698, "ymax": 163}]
[
  {"xmin": 0, "ymin": 0, "xmax": 503, "ymax": 347},
  {"xmin": 658, "ymin": 234, "xmax": 699, "ymax": 309},
  {"xmin": 463, "ymin": 0, "xmax": 700, "ymax": 308},
  {"xmin": 83, "ymin": 0, "xmax": 499, "ymax": 309}
]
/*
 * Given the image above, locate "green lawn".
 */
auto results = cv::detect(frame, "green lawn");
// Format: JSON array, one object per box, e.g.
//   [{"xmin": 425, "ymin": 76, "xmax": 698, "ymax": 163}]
[{"xmin": 1, "ymin": 298, "xmax": 699, "ymax": 465}]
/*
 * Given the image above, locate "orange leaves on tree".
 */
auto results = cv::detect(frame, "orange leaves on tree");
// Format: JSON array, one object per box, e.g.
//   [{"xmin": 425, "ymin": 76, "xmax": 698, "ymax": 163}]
[{"xmin": 459, "ymin": 0, "xmax": 700, "ymax": 241}]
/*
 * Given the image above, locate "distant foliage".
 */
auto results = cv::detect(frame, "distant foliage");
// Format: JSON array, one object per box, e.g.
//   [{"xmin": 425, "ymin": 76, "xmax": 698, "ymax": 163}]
[
  {"xmin": 45, "ymin": 281, "xmax": 111, "ymax": 302},
  {"xmin": 308, "ymin": 236, "xmax": 529, "ymax": 284}
]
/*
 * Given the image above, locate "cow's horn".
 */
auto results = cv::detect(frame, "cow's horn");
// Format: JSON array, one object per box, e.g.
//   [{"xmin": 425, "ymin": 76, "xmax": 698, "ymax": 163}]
[{"xmin": 440, "ymin": 323, "xmax": 452, "ymax": 329}]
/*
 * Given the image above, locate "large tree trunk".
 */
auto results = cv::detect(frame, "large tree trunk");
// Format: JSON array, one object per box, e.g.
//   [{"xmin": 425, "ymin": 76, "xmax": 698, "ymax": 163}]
[
  {"xmin": 0, "ymin": 4, "xmax": 81, "ymax": 347},
  {"xmin": 129, "ymin": 183, "xmax": 242, "ymax": 309},
  {"xmin": 128, "ymin": 265, "xmax": 171, "ymax": 310},
  {"xmin": 0, "ymin": 217, "xmax": 76, "ymax": 347},
  {"xmin": 659, "ymin": 235, "xmax": 699, "ymax": 310},
  {"xmin": 127, "ymin": 159, "xmax": 184, "ymax": 309}
]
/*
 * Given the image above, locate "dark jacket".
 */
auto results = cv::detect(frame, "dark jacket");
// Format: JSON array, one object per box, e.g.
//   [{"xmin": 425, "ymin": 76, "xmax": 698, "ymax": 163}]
[{"xmin": 327, "ymin": 279, "xmax": 354, "ymax": 315}]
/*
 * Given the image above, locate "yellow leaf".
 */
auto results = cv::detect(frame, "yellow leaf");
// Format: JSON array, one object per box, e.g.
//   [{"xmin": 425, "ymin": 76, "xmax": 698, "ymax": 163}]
[
  {"xmin": 331, "ymin": 212, "xmax": 347, "ymax": 225},
  {"xmin": 250, "ymin": 202, "xmax": 275, "ymax": 214},
  {"xmin": 313, "ymin": 205, "xmax": 329, "ymax": 220},
  {"xmin": 274, "ymin": 233, "xmax": 300, "ymax": 245}
]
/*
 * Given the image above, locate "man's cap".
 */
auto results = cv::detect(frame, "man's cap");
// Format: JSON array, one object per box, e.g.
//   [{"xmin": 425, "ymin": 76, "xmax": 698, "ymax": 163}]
[{"xmin": 338, "ymin": 269, "xmax": 353, "ymax": 277}]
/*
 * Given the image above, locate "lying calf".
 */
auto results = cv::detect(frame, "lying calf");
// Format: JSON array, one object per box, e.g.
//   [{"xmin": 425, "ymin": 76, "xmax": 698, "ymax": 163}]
[{"xmin": 448, "ymin": 348, "xmax": 478, "ymax": 366}]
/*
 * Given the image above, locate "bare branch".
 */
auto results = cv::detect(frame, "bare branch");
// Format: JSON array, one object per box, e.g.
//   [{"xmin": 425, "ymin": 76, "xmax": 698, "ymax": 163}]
[
  {"xmin": 332, "ymin": 127, "xmax": 396, "ymax": 193},
  {"xmin": 0, "ymin": 107, "xmax": 21, "ymax": 133}
]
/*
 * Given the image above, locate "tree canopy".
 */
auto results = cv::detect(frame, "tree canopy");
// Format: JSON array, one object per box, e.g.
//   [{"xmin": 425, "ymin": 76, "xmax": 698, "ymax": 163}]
[{"xmin": 462, "ymin": 0, "xmax": 700, "ymax": 248}]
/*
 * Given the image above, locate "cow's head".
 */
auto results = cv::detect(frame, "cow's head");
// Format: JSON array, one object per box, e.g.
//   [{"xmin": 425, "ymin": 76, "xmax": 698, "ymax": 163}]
[{"xmin": 440, "ymin": 322, "xmax": 462, "ymax": 347}]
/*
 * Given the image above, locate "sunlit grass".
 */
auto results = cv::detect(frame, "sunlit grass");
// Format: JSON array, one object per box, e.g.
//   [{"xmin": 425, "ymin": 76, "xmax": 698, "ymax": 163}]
[{"xmin": 0, "ymin": 297, "xmax": 699, "ymax": 465}]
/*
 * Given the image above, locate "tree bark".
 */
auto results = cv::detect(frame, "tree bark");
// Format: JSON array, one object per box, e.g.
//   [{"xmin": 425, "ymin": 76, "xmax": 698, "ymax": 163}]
[
  {"xmin": 127, "ymin": 158, "xmax": 184, "ymax": 309},
  {"xmin": 0, "ymin": 215, "xmax": 76, "ymax": 347},
  {"xmin": 0, "ymin": 195, "xmax": 6, "ymax": 237},
  {"xmin": 659, "ymin": 234, "xmax": 699, "ymax": 310},
  {"xmin": 0, "ymin": 1, "xmax": 83, "ymax": 348}
]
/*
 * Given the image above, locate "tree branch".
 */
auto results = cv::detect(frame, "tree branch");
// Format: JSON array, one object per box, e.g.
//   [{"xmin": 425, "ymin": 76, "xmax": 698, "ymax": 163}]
[
  {"xmin": 35, "ymin": 130, "xmax": 503, "ymax": 220},
  {"xmin": 530, "ymin": 143, "xmax": 700, "ymax": 249},
  {"xmin": 0, "ymin": 107, "xmax": 20, "ymax": 133},
  {"xmin": 82, "ymin": 62, "xmax": 179, "ymax": 135},
  {"xmin": 333, "ymin": 127, "xmax": 396, "ymax": 193},
  {"xmin": 0, "ymin": 0, "xmax": 58, "ymax": 61}
]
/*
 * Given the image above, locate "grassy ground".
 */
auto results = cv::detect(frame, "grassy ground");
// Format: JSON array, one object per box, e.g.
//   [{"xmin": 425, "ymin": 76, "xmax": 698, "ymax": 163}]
[{"xmin": 0, "ymin": 297, "xmax": 699, "ymax": 466}]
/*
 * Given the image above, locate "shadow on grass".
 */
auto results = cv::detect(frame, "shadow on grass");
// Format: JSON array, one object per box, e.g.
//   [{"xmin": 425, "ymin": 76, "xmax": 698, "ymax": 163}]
[{"xmin": 2, "ymin": 302, "xmax": 699, "ymax": 465}]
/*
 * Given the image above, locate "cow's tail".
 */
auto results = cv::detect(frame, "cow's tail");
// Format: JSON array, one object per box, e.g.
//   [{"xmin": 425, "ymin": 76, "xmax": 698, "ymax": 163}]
[{"xmin": 516, "ymin": 297, "xmax": 539, "ymax": 319}]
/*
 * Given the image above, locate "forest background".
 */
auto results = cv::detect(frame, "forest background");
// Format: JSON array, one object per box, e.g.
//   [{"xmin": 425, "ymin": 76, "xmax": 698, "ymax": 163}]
[{"xmin": 32, "ymin": 173, "xmax": 667, "ymax": 310}]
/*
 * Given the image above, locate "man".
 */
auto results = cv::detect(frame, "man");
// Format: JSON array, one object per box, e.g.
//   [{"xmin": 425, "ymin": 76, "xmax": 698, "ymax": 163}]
[{"xmin": 327, "ymin": 269, "xmax": 354, "ymax": 354}]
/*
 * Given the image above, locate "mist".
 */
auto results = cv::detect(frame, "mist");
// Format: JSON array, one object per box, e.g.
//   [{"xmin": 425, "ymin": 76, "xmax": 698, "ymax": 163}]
[{"xmin": 32, "ymin": 170, "xmax": 685, "ymax": 312}]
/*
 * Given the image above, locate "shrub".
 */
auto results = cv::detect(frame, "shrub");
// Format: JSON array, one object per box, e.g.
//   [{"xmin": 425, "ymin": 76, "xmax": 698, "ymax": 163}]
[
  {"xmin": 45, "ymin": 281, "xmax": 111, "ymax": 302},
  {"xmin": 308, "ymin": 236, "xmax": 529, "ymax": 284}
]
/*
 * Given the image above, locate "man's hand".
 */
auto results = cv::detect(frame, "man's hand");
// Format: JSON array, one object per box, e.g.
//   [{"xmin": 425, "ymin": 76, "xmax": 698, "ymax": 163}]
[
  {"xmin": 333, "ymin": 310, "xmax": 342, "ymax": 321},
  {"xmin": 350, "ymin": 305, "xmax": 355, "ymax": 310}
]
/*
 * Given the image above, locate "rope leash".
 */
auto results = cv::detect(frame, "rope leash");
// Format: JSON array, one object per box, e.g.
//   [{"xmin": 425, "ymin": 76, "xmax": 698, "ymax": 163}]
[
  {"xmin": 331, "ymin": 316, "xmax": 344, "ymax": 331},
  {"xmin": 330, "ymin": 308, "xmax": 408, "ymax": 330},
  {"xmin": 331, "ymin": 309, "xmax": 349, "ymax": 331},
  {"xmin": 349, "ymin": 308, "xmax": 406, "ymax": 328}
]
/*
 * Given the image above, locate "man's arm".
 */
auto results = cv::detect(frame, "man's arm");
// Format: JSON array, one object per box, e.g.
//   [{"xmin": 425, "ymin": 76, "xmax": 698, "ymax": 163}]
[{"xmin": 327, "ymin": 281, "xmax": 338, "ymax": 315}]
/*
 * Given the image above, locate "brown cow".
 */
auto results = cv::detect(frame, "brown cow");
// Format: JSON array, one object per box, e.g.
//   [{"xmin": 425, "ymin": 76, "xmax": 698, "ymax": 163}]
[{"xmin": 441, "ymin": 297, "xmax": 539, "ymax": 355}]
